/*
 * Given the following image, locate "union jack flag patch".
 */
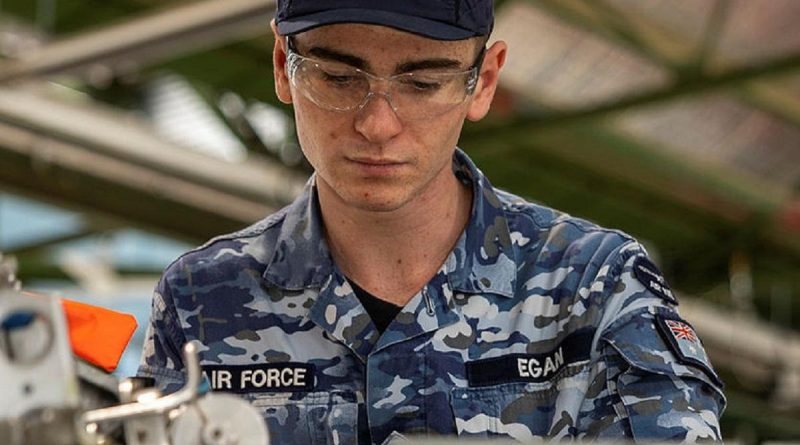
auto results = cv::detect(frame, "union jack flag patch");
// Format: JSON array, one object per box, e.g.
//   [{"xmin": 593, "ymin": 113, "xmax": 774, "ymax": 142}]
[
  {"xmin": 666, "ymin": 319, "xmax": 697, "ymax": 342},
  {"xmin": 655, "ymin": 314, "xmax": 721, "ymax": 386}
]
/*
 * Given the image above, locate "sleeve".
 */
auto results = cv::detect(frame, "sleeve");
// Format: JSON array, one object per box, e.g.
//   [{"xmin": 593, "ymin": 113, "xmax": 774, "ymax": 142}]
[
  {"xmin": 590, "ymin": 244, "xmax": 726, "ymax": 442},
  {"xmin": 136, "ymin": 272, "xmax": 189, "ymax": 392}
]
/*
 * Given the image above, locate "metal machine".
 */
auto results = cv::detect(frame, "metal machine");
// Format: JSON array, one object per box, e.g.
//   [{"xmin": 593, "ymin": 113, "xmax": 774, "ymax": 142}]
[{"xmin": 0, "ymin": 252, "xmax": 268, "ymax": 445}]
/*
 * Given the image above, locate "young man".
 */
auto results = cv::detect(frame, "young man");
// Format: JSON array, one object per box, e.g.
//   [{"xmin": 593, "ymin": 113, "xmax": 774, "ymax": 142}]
[{"xmin": 139, "ymin": 1, "xmax": 726, "ymax": 443}]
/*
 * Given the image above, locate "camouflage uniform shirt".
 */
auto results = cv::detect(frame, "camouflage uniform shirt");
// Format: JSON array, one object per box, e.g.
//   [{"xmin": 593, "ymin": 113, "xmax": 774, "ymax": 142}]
[{"xmin": 139, "ymin": 149, "xmax": 726, "ymax": 444}]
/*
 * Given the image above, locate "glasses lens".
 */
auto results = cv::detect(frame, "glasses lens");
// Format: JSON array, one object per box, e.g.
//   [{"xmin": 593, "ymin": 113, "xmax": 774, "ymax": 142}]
[
  {"xmin": 390, "ymin": 71, "xmax": 474, "ymax": 120},
  {"xmin": 287, "ymin": 51, "xmax": 477, "ymax": 120},
  {"xmin": 290, "ymin": 57, "xmax": 369, "ymax": 112}
]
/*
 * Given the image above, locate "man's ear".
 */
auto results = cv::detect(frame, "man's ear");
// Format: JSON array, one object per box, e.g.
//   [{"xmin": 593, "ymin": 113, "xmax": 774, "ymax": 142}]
[
  {"xmin": 271, "ymin": 19, "xmax": 293, "ymax": 104},
  {"xmin": 466, "ymin": 40, "xmax": 507, "ymax": 122}
]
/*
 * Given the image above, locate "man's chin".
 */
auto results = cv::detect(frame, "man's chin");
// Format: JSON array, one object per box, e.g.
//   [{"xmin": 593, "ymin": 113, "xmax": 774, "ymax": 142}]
[
  {"xmin": 344, "ymin": 191, "xmax": 411, "ymax": 213},
  {"xmin": 351, "ymin": 199, "xmax": 407, "ymax": 213}
]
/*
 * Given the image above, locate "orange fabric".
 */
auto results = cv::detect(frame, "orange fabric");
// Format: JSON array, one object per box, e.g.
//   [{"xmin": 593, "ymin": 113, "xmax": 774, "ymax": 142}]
[{"xmin": 61, "ymin": 299, "xmax": 138, "ymax": 372}]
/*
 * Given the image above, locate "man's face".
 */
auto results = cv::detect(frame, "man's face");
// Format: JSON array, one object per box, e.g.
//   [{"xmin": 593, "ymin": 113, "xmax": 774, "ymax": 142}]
[{"xmin": 274, "ymin": 23, "xmax": 501, "ymax": 213}]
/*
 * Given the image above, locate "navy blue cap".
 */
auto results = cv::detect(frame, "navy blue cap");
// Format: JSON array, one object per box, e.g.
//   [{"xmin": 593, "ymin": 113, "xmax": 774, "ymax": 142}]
[{"xmin": 275, "ymin": 0, "xmax": 494, "ymax": 40}]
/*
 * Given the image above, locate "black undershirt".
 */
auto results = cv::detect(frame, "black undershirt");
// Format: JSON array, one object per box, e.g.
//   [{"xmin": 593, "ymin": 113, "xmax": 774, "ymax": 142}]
[{"xmin": 348, "ymin": 280, "xmax": 402, "ymax": 333}]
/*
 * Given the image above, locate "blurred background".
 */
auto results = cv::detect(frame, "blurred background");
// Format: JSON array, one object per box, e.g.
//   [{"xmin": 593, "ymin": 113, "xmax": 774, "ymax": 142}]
[{"xmin": 0, "ymin": 0, "xmax": 797, "ymax": 442}]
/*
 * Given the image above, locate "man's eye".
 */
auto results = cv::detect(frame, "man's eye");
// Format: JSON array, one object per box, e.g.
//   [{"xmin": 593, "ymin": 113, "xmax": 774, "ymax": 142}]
[
  {"xmin": 401, "ymin": 78, "xmax": 444, "ymax": 92},
  {"xmin": 413, "ymin": 81, "xmax": 443, "ymax": 91},
  {"xmin": 321, "ymin": 72, "xmax": 358, "ymax": 84}
]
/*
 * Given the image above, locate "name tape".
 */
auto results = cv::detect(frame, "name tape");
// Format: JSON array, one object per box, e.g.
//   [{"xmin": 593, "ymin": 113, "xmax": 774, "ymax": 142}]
[
  {"xmin": 465, "ymin": 331, "xmax": 593, "ymax": 387},
  {"xmin": 202, "ymin": 363, "xmax": 315, "ymax": 393}
]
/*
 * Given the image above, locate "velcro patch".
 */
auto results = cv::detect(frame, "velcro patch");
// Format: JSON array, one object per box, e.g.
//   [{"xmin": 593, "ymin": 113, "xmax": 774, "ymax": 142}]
[
  {"xmin": 633, "ymin": 257, "xmax": 678, "ymax": 304},
  {"xmin": 655, "ymin": 315, "xmax": 721, "ymax": 386},
  {"xmin": 202, "ymin": 363, "xmax": 315, "ymax": 393},
  {"xmin": 465, "ymin": 331, "xmax": 593, "ymax": 387}
]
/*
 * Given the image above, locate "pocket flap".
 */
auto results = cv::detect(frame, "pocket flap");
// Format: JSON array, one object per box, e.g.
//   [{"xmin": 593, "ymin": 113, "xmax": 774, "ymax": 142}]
[{"xmin": 601, "ymin": 308, "xmax": 723, "ymax": 389}]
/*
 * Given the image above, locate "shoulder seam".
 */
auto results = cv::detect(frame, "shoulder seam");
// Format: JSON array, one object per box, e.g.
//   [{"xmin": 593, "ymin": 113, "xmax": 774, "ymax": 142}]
[
  {"xmin": 161, "ymin": 209, "xmax": 289, "ymax": 275},
  {"xmin": 503, "ymin": 198, "xmax": 636, "ymax": 243},
  {"xmin": 598, "ymin": 241, "xmax": 644, "ymax": 289}
]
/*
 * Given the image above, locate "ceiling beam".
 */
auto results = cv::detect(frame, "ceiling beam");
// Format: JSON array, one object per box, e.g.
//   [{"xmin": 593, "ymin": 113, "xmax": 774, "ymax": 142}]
[
  {"xmin": 491, "ymin": 1, "xmax": 800, "ymax": 247},
  {"xmin": 464, "ymin": 118, "xmax": 800, "ymax": 259},
  {"xmin": 531, "ymin": 0, "xmax": 690, "ymax": 69},
  {"xmin": 3, "ymin": 225, "xmax": 116, "ymax": 257},
  {"xmin": 0, "ymin": 87, "xmax": 307, "ymax": 242},
  {"xmin": 0, "ymin": 0, "xmax": 277, "ymax": 83},
  {"xmin": 471, "ymin": 51, "xmax": 800, "ymax": 134},
  {"xmin": 0, "ymin": 87, "xmax": 305, "ymax": 205},
  {"xmin": 685, "ymin": 0, "xmax": 734, "ymax": 73},
  {"xmin": 466, "ymin": 123, "xmax": 774, "ymax": 224},
  {"xmin": 0, "ymin": 123, "xmax": 268, "ymax": 242},
  {"xmin": 738, "ymin": 81, "xmax": 800, "ymax": 131},
  {"xmin": 527, "ymin": 0, "xmax": 800, "ymax": 131}
]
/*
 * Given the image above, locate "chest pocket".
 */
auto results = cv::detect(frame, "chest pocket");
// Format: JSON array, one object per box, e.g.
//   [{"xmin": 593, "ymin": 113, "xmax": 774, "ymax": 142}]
[
  {"xmin": 247, "ymin": 390, "xmax": 361, "ymax": 445},
  {"xmin": 450, "ymin": 364, "xmax": 589, "ymax": 441}
]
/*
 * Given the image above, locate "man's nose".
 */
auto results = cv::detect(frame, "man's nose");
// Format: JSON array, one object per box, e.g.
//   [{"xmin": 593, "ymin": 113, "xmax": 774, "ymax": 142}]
[{"xmin": 354, "ymin": 92, "xmax": 403, "ymax": 144}]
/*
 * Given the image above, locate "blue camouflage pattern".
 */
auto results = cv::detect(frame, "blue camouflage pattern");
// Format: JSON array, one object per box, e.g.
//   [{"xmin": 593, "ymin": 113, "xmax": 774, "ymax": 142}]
[{"xmin": 138, "ymin": 149, "xmax": 726, "ymax": 444}]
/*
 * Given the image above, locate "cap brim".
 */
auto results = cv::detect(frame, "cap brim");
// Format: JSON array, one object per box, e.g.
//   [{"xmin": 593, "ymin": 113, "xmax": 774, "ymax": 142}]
[{"xmin": 276, "ymin": 8, "xmax": 479, "ymax": 40}]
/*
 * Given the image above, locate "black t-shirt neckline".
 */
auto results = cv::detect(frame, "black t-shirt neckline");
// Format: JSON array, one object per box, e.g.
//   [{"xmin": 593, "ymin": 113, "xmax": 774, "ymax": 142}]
[{"xmin": 348, "ymin": 279, "xmax": 403, "ymax": 334}]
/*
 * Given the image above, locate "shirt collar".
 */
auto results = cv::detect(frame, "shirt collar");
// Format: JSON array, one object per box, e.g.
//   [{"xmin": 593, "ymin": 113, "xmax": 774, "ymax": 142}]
[
  {"xmin": 263, "ymin": 148, "xmax": 517, "ymax": 298},
  {"xmin": 263, "ymin": 175, "xmax": 335, "ymax": 290},
  {"xmin": 446, "ymin": 149, "xmax": 517, "ymax": 298}
]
